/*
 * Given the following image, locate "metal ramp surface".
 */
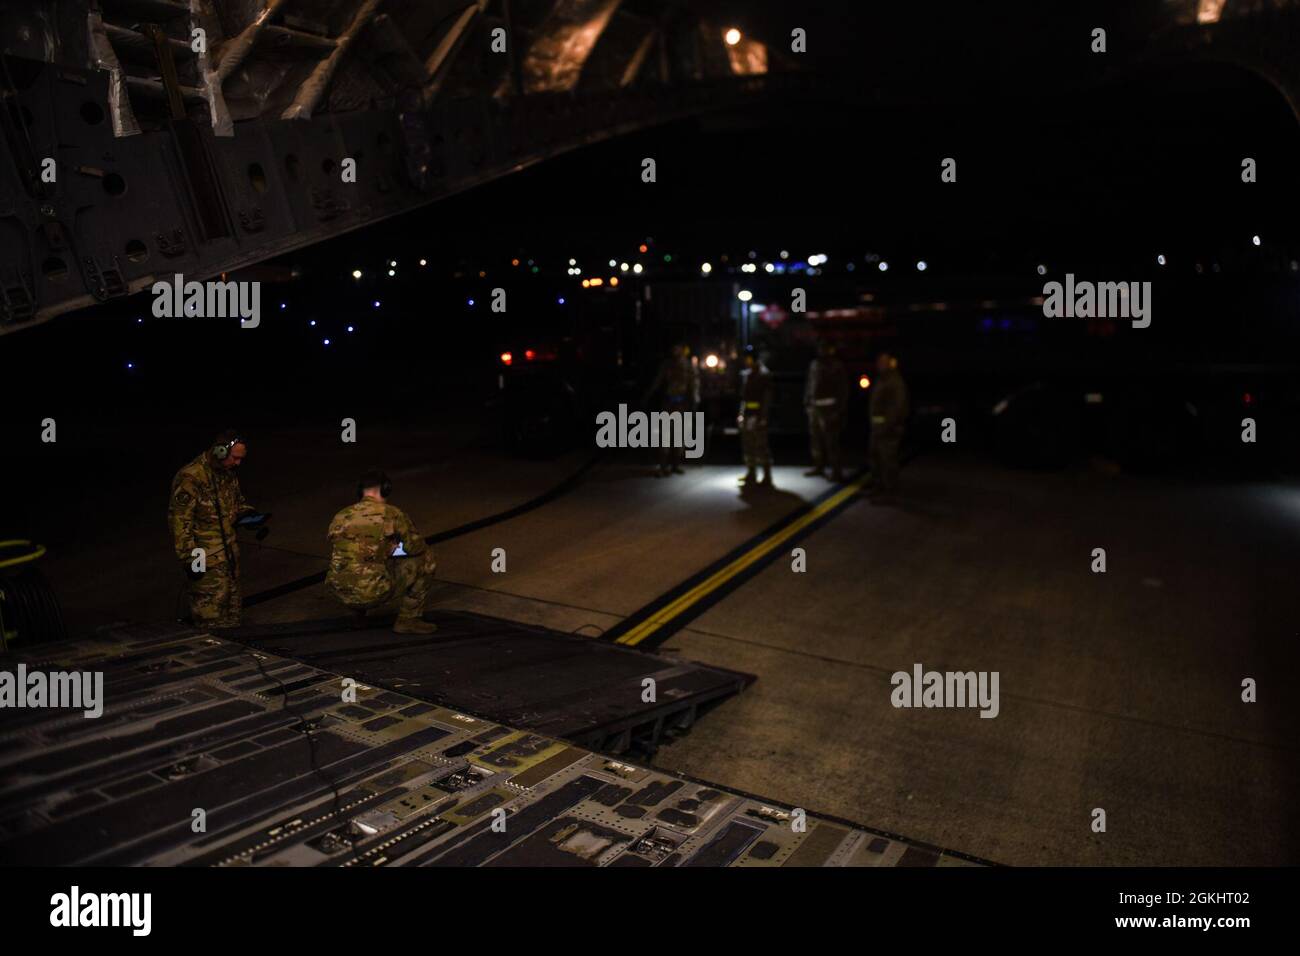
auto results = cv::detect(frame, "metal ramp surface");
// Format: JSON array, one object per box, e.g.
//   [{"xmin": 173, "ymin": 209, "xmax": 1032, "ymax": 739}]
[
  {"xmin": 230, "ymin": 610, "xmax": 753, "ymax": 755},
  {"xmin": 0, "ymin": 623, "xmax": 984, "ymax": 867}
]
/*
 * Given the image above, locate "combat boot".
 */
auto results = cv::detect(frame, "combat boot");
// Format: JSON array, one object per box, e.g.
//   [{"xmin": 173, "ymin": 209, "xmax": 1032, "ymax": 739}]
[
  {"xmin": 738, "ymin": 467, "xmax": 756, "ymax": 485},
  {"xmin": 759, "ymin": 465, "xmax": 772, "ymax": 486},
  {"xmin": 393, "ymin": 617, "xmax": 438, "ymax": 635}
]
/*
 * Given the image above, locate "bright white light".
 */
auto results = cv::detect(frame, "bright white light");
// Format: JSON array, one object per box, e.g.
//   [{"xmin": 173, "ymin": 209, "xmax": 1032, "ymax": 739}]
[
  {"xmin": 779, "ymin": 250, "xmax": 789, "ymax": 259},
  {"xmin": 323, "ymin": 338, "xmax": 331, "ymax": 346},
  {"xmin": 620, "ymin": 262, "xmax": 629, "ymax": 272},
  {"xmin": 705, "ymin": 353, "xmax": 719, "ymax": 368},
  {"xmin": 1036, "ymin": 264, "xmax": 1047, "ymax": 276},
  {"xmin": 725, "ymin": 28, "xmax": 741, "ymax": 46},
  {"xmin": 764, "ymin": 263, "xmax": 774, "ymax": 273},
  {"xmin": 1252, "ymin": 235, "xmax": 1261, "ymax": 246},
  {"xmin": 352, "ymin": 269, "xmax": 362, "ymax": 279},
  {"xmin": 609, "ymin": 259, "xmax": 617, "ymax": 268},
  {"xmin": 878, "ymin": 261, "xmax": 888, "ymax": 272},
  {"xmin": 346, "ymin": 325, "xmax": 354, "ymax": 332},
  {"xmin": 389, "ymin": 260, "xmax": 397, "ymax": 267},
  {"xmin": 738, "ymin": 290, "xmax": 753, "ymax": 302},
  {"xmin": 916, "ymin": 260, "xmax": 927, "ymax": 271},
  {"xmin": 418, "ymin": 258, "xmax": 427, "ymax": 267},
  {"xmin": 633, "ymin": 263, "xmax": 643, "ymax": 274},
  {"xmin": 1157, "ymin": 254, "xmax": 1166, "ymax": 266},
  {"xmin": 388, "ymin": 269, "xmax": 395, "ymax": 276},
  {"xmin": 569, "ymin": 258, "xmax": 577, "ymax": 266},
  {"xmin": 701, "ymin": 262, "xmax": 712, "ymax": 274}
]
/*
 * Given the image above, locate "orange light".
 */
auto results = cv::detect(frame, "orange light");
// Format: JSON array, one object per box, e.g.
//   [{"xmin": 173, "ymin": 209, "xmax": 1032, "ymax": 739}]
[
  {"xmin": 609, "ymin": 276, "xmax": 619, "ymax": 287},
  {"xmin": 859, "ymin": 375, "xmax": 870, "ymax": 389},
  {"xmin": 478, "ymin": 270, "xmax": 486, "ymax": 278},
  {"xmin": 582, "ymin": 279, "xmax": 590, "ymax": 288},
  {"xmin": 501, "ymin": 352, "xmax": 513, "ymax": 366},
  {"xmin": 511, "ymin": 258, "xmax": 520, "ymax": 267},
  {"xmin": 525, "ymin": 349, "xmax": 536, "ymax": 361},
  {"xmin": 638, "ymin": 244, "xmax": 648, "ymax": 253},
  {"xmin": 590, "ymin": 277, "xmax": 603, "ymax": 287}
]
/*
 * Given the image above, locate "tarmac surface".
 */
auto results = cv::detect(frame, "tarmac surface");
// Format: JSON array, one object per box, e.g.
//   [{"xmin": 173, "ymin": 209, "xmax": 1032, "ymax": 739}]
[{"xmin": 19, "ymin": 425, "xmax": 1300, "ymax": 866}]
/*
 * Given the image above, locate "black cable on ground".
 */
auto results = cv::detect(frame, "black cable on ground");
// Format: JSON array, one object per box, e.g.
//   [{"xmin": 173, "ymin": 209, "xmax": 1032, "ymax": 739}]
[{"xmin": 246, "ymin": 650, "xmax": 343, "ymax": 820}]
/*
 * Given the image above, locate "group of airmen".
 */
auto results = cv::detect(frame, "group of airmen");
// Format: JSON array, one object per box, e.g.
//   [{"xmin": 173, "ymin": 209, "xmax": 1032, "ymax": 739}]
[
  {"xmin": 168, "ymin": 431, "xmax": 436, "ymax": 633},
  {"xmin": 648, "ymin": 340, "xmax": 909, "ymax": 495},
  {"xmin": 171, "ymin": 345, "xmax": 906, "ymax": 631}
]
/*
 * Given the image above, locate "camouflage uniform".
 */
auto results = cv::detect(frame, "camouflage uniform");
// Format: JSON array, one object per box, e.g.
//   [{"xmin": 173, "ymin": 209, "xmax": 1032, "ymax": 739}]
[
  {"xmin": 869, "ymin": 367, "xmax": 909, "ymax": 494},
  {"xmin": 739, "ymin": 359, "xmax": 773, "ymax": 479},
  {"xmin": 805, "ymin": 355, "xmax": 848, "ymax": 478},
  {"xmin": 650, "ymin": 353, "xmax": 700, "ymax": 471},
  {"xmin": 326, "ymin": 498, "xmax": 436, "ymax": 626},
  {"xmin": 169, "ymin": 451, "xmax": 252, "ymax": 628}
]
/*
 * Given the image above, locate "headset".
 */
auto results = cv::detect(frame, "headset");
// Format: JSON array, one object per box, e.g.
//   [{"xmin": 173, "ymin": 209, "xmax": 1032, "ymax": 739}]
[
  {"xmin": 357, "ymin": 470, "xmax": 392, "ymax": 500},
  {"xmin": 212, "ymin": 433, "xmax": 244, "ymax": 460}
]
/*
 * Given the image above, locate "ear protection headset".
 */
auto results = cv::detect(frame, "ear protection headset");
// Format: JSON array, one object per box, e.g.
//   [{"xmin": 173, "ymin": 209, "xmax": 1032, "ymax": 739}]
[
  {"xmin": 357, "ymin": 470, "xmax": 392, "ymax": 500},
  {"xmin": 212, "ymin": 434, "xmax": 244, "ymax": 460}
]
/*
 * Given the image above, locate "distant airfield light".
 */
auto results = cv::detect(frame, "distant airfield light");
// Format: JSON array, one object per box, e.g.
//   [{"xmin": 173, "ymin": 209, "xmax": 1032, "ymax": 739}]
[
  {"xmin": 916, "ymin": 260, "xmax": 928, "ymax": 271},
  {"xmin": 878, "ymin": 261, "xmax": 889, "ymax": 272},
  {"xmin": 373, "ymin": 300, "xmax": 381, "ymax": 308},
  {"xmin": 346, "ymin": 325, "xmax": 354, "ymax": 333},
  {"xmin": 780, "ymin": 250, "xmax": 789, "ymax": 259},
  {"xmin": 582, "ymin": 279, "xmax": 591, "ymax": 288},
  {"xmin": 558, "ymin": 297, "xmax": 566, "ymax": 304},
  {"xmin": 1252, "ymin": 235, "xmax": 1261, "ymax": 246},
  {"xmin": 620, "ymin": 262, "xmax": 629, "ymax": 272},
  {"xmin": 310, "ymin": 320, "xmax": 317, "ymax": 326},
  {"xmin": 609, "ymin": 276, "xmax": 619, "ymax": 287},
  {"xmin": 705, "ymin": 353, "xmax": 720, "ymax": 369},
  {"xmin": 388, "ymin": 269, "xmax": 396, "ymax": 276},
  {"xmin": 738, "ymin": 290, "xmax": 753, "ymax": 302},
  {"xmin": 633, "ymin": 263, "xmax": 643, "ymax": 274},
  {"xmin": 764, "ymin": 263, "xmax": 775, "ymax": 273},
  {"xmin": 859, "ymin": 375, "xmax": 870, "ymax": 389},
  {"xmin": 501, "ymin": 352, "xmax": 513, "ymax": 366},
  {"xmin": 590, "ymin": 277, "xmax": 603, "ymax": 287},
  {"xmin": 725, "ymin": 28, "xmax": 742, "ymax": 46},
  {"xmin": 569, "ymin": 258, "xmax": 577, "ymax": 266},
  {"xmin": 352, "ymin": 269, "xmax": 362, "ymax": 279},
  {"xmin": 1157, "ymin": 254, "xmax": 1167, "ymax": 266},
  {"xmin": 525, "ymin": 349, "xmax": 536, "ymax": 361},
  {"xmin": 419, "ymin": 258, "xmax": 427, "ymax": 267},
  {"xmin": 639, "ymin": 244, "xmax": 648, "ymax": 254},
  {"xmin": 323, "ymin": 338, "xmax": 331, "ymax": 346},
  {"xmin": 468, "ymin": 298, "xmax": 475, "ymax": 306},
  {"xmin": 663, "ymin": 254, "xmax": 672, "ymax": 263},
  {"xmin": 609, "ymin": 259, "xmax": 617, "ymax": 267},
  {"xmin": 701, "ymin": 262, "xmax": 713, "ymax": 274},
  {"xmin": 126, "ymin": 361, "xmax": 134, "ymax": 369},
  {"xmin": 1036, "ymin": 264, "xmax": 1047, "ymax": 276},
  {"xmin": 512, "ymin": 258, "xmax": 520, "ymax": 267},
  {"xmin": 389, "ymin": 260, "xmax": 397, "ymax": 267},
  {"xmin": 136, "ymin": 317, "xmax": 143, "ymax": 324}
]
